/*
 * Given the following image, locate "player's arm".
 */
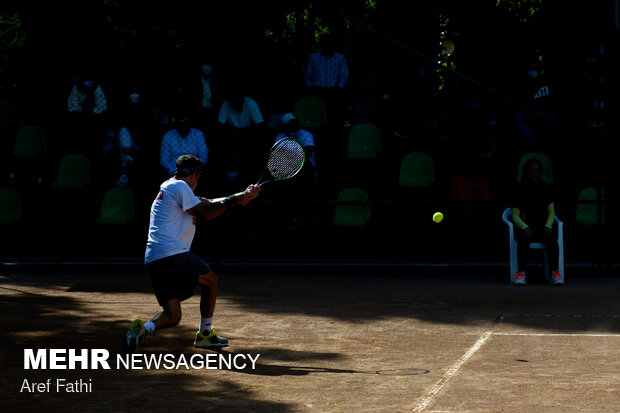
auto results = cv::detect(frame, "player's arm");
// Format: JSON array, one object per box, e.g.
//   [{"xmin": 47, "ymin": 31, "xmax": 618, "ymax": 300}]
[
  {"xmin": 211, "ymin": 185, "xmax": 261, "ymax": 207},
  {"xmin": 187, "ymin": 185, "xmax": 261, "ymax": 221}
]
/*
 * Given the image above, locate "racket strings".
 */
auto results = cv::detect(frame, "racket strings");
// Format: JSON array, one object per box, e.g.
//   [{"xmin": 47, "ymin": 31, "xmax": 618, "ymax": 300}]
[{"xmin": 267, "ymin": 141, "xmax": 305, "ymax": 180}]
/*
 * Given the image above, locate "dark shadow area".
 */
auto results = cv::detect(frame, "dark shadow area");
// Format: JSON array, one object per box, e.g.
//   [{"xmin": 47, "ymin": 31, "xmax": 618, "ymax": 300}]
[
  {"xmin": 3, "ymin": 268, "xmax": 620, "ymax": 339},
  {"xmin": 0, "ymin": 281, "xmax": 297, "ymax": 412},
  {"xmin": 219, "ymin": 270, "xmax": 620, "ymax": 334}
]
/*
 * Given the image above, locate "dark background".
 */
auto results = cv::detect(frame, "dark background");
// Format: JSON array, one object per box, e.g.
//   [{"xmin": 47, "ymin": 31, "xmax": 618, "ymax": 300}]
[{"xmin": 1, "ymin": 0, "xmax": 618, "ymax": 268}]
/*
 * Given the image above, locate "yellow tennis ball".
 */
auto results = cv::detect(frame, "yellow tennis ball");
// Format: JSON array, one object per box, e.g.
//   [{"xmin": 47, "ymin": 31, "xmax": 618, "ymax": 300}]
[{"xmin": 433, "ymin": 212, "xmax": 443, "ymax": 223}]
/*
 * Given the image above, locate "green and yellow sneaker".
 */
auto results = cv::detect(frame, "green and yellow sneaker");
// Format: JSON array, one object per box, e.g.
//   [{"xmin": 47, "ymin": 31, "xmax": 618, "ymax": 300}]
[
  {"xmin": 121, "ymin": 319, "xmax": 146, "ymax": 354},
  {"xmin": 194, "ymin": 328, "xmax": 228, "ymax": 348}
]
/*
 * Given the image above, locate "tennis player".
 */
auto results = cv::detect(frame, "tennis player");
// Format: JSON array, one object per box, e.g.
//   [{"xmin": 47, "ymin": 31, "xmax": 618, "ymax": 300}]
[{"xmin": 122, "ymin": 154, "xmax": 260, "ymax": 353}]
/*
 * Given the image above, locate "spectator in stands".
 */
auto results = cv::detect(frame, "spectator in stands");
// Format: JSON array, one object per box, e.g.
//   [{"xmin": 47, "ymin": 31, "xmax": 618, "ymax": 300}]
[
  {"xmin": 304, "ymin": 33, "xmax": 349, "ymax": 127},
  {"xmin": 66, "ymin": 71, "xmax": 109, "ymax": 156},
  {"xmin": 67, "ymin": 72, "xmax": 108, "ymax": 116},
  {"xmin": 510, "ymin": 157, "xmax": 562, "ymax": 285},
  {"xmin": 120, "ymin": 85, "xmax": 151, "ymax": 140},
  {"xmin": 196, "ymin": 63, "xmax": 217, "ymax": 130},
  {"xmin": 100, "ymin": 123, "xmax": 138, "ymax": 187},
  {"xmin": 304, "ymin": 33, "xmax": 350, "ymax": 166},
  {"xmin": 276, "ymin": 113, "xmax": 316, "ymax": 173},
  {"xmin": 304, "ymin": 33, "xmax": 349, "ymax": 92},
  {"xmin": 99, "ymin": 84, "xmax": 157, "ymax": 187},
  {"xmin": 160, "ymin": 115, "xmax": 208, "ymax": 178},
  {"xmin": 217, "ymin": 89, "xmax": 264, "ymax": 133},
  {"xmin": 215, "ymin": 89, "xmax": 265, "ymax": 183}
]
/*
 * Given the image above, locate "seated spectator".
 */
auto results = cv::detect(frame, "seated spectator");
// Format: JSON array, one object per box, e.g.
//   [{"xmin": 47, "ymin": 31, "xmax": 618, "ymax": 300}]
[
  {"xmin": 67, "ymin": 72, "xmax": 108, "ymax": 116},
  {"xmin": 195, "ymin": 63, "xmax": 218, "ymax": 131},
  {"xmin": 217, "ymin": 90, "xmax": 264, "ymax": 133},
  {"xmin": 66, "ymin": 72, "xmax": 109, "ymax": 156},
  {"xmin": 160, "ymin": 116, "xmax": 208, "ymax": 178},
  {"xmin": 510, "ymin": 157, "xmax": 562, "ymax": 285},
  {"xmin": 215, "ymin": 90, "xmax": 265, "ymax": 183},
  {"xmin": 276, "ymin": 113, "xmax": 317, "ymax": 179},
  {"xmin": 101, "ymin": 124, "xmax": 138, "ymax": 187}
]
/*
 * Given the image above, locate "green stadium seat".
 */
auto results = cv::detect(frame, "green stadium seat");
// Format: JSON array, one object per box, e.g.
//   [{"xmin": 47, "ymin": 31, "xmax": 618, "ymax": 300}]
[
  {"xmin": 96, "ymin": 187, "xmax": 136, "ymax": 225},
  {"xmin": 576, "ymin": 187, "xmax": 605, "ymax": 226},
  {"xmin": 333, "ymin": 187, "xmax": 371, "ymax": 227},
  {"xmin": 294, "ymin": 96, "xmax": 327, "ymax": 130},
  {"xmin": 52, "ymin": 154, "xmax": 91, "ymax": 189},
  {"xmin": 398, "ymin": 152, "xmax": 435, "ymax": 188},
  {"xmin": 346, "ymin": 123, "xmax": 382, "ymax": 159},
  {"xmin": 517, "ymin": 152, "xmax": 553, "ymax": 185},
  {"xmin": 12, "ymin": 125, "xmax": 47, "ymax": 160}
]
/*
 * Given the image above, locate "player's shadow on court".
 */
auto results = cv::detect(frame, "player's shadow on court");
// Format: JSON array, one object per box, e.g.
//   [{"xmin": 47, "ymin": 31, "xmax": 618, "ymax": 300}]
[{"xmin": 211, "ymin": 347, "xmax": 429, "ymax": 377}]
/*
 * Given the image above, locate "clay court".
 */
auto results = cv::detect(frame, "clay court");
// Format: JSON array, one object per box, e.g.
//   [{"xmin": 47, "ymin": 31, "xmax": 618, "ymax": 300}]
[{"xmin": 2, "ymin": 264, "xmax": 619, "ymax": 412}]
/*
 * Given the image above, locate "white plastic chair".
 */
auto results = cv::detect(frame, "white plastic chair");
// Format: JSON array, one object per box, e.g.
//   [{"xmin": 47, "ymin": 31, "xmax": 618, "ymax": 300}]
[{"xmin": 502, "ymin": 208, "xmax": 564, "ymax": 285}]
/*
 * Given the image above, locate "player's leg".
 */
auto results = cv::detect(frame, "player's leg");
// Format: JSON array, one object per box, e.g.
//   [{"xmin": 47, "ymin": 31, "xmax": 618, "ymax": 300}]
[
  {"xmin": 121, "ymin": 297, "xmax": 182, "ymax": 354},
  {"xmin": 198, "ymin": 270, "xmax": 218, "ymax": 318},
  {"xmin": 122, "ymin": 254, "xmax": 187, "ymax": 353},
  {"xmin": 151, "ymin": 297, "xmax": 183, "ymax": 329},
  {"xmin": 194, "ymin": 270, "xmax": 228, "ymax": 348}
]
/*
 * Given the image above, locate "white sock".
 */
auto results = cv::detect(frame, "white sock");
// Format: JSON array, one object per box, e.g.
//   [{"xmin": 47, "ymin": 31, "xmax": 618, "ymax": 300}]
[
  {"xmin": 200, "ymin": 316, "xmax": 213, "ymax": 333},
  {"xmin": 144, "ymin": 321, "xmax": 156, "ymax": 335}
]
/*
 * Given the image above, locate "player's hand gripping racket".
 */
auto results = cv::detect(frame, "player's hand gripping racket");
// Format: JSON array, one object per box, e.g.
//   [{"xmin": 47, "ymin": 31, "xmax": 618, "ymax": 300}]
[{"xmin": 256, "ymin": 137, "xmax": 306, "ymax": 187}]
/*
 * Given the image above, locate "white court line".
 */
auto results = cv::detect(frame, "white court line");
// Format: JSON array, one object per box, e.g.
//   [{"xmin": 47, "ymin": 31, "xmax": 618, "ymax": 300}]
[
  {"xmin": 413, "ymin": 329, "xmax": 620, "ymax": 412},
  {"xmin": 412, "ymin": 312, "xmax": 620, "ymax": 412},
  {"xmin": 493, "ymin": 332, "xmax": 620, "ymax": 337},
  {"xmin": 412, "ymin": 331, "xmax": 492, "ymax": 413}
]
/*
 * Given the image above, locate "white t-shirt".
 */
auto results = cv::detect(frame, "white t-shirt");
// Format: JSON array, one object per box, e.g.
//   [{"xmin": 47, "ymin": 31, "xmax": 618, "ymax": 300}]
[
  {"xmin": 217, "ymin": 97, "xmax": 264, "ymax": 128},
  {"xmin": 145, "ymin": 178, "xmax": 201, "ymax": 263}
]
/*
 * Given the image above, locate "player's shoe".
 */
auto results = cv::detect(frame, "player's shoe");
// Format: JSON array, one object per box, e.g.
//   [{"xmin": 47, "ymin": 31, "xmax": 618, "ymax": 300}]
[
  {"xmin": 194, "ymin": 329, "xmax": 228, "ymax": 348},
  {"xmin": 512, "ymin": 271, "xmax": 527, "ymax": 285},
  {"xmin": 550, "ymin": 270, "xmax": 564, "ymax": 285},
  {"xmin": 121, "ymin": 319, "xmax": 146, "ymax": 354}
]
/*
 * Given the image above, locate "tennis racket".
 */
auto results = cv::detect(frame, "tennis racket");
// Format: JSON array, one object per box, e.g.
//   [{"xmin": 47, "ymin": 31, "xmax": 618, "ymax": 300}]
[{"xmin": 256, "ymin": 137, "xmax": 306, "ymax": 187}]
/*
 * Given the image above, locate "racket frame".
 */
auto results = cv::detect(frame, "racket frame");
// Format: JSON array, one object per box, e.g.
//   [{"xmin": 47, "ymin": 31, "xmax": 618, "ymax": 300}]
[{"xmin": 256, "ymin": 137, "xmax": 306, "ymax": 187}]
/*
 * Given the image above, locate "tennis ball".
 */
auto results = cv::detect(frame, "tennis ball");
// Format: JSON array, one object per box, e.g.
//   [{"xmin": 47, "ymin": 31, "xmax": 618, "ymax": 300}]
[{"xmin": 433, "ymin": 212, "xmax": 444, "ymax": 223}]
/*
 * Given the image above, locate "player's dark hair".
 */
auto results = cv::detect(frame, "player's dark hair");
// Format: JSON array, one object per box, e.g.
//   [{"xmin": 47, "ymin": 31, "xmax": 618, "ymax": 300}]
[{"xmin": 174, "ymin": 154, "xmax": 203, "ymax": 177}]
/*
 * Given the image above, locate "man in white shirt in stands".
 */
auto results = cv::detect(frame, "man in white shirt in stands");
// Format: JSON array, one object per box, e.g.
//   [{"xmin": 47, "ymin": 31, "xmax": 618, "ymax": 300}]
[
  {"xmin": 216, "ymin": 90, "xmax": 265, "ymax": 183},
  {"xmin": 121, "ymin": 154, "xmax": 260, "ymax": 353}
]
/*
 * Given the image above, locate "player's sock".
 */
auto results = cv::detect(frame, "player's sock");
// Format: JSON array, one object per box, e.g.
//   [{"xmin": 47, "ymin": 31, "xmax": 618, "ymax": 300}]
[
  {"xmin": 144, "ymin": 321, "xmax": 156, "ymax": 336},
  {"xmin": 200, "ymin": 316, "xmax": 213, "ymax": 333}
]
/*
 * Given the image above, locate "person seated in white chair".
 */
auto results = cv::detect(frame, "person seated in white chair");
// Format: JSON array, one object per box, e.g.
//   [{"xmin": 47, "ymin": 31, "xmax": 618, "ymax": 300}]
[{"xmin": 511, "ymin": 158, "xmax": 562, "ymax": 285}]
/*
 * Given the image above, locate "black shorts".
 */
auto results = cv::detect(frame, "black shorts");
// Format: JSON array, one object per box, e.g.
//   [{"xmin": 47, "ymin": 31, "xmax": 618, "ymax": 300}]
[{"xmin": 145, "ymin": 252, "xmax": 211, "ymax": 306}]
